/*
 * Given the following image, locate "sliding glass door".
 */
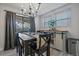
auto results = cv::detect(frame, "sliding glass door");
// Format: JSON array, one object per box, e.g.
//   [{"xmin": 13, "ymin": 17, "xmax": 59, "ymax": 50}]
[{"xmin": 16, "ymin": 16, "xmax": 35, "ymax": 33}]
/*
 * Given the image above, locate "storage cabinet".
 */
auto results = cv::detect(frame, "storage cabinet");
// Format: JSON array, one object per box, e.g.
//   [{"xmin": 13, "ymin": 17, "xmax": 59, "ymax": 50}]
[{"xmin": 66, "ymin": 38, "xmax": 79, "ymax": 56}]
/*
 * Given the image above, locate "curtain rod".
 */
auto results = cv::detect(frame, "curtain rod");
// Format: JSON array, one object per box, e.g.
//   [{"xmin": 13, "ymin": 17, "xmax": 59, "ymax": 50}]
[
  {"xmin": 4, "ymin": 10, "xmax": 16, "ymax": 14},
  {"xmin": 4, "ymin": 10, "xmax": 32, "ymax": 18}
]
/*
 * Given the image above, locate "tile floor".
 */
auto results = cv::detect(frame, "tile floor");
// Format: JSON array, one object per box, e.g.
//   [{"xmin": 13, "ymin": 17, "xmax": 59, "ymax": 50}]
[{"xmin": 0, "ymin": 48, "xmax": 71, "ymax": 56}]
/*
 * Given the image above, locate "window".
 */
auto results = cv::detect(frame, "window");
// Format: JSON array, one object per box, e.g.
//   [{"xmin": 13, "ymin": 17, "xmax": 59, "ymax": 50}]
[
  {"xmin": 44, "ymin": 17, "xmax": 52, "ymax": 29},
  {"xmin": 16, "ymin": 16, "xmax": 23, "ymax": 32},
  {"xmin": 16, "ymin": 16, "xmax": 35, "ymax": 32},
  {"xmin": 55, "ymin": 8, "xmax": 71, "ymax": 27},
  {"xmin": 16, "ymin": 16, "xmax": 31, "ymax": 32},
  {"xmin": 23, "ymin": 22, "xmax": 30, "ymax": 31},
  {"xmin": 44, "ymin": 16, "xmax": 55, "ymax": 29},
  {"xmin": 43, "ymin": 8, "xmax": 71, "ymax": 29},
  {"xmin": 22, "ymin": 17, "xmax": 31, "ymax": 32}
]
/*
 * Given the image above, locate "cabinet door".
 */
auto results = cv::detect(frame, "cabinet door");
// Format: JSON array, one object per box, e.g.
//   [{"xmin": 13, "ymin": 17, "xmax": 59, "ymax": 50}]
[
  {"xmin": 54, "ymin": 34, "xmax": 63, "ymax": 50},
  {"xmin": 68, "ymin": 40, "xmax": 77, "ymax": 55},
  {"xmin": 76, "ymin": 41, "xmax": 79, "ymax": 55}
]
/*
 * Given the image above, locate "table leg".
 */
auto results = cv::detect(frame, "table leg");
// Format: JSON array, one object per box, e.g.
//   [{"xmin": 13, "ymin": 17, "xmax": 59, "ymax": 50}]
[
  {"xmin": 38, "ymin": 36, "xmax": 41, "ymax": 56},
  {"xmin": 39, "ymin": 36, "xmax": 41, "ymax": 49},
  {"xmin": 47, "ymin": 36, "xmax": 51, "ymax": 56}
]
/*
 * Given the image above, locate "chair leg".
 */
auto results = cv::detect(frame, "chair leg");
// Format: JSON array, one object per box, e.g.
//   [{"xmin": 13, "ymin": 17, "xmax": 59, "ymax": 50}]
[{"xmin": 19, "ymin": 46, "xmax": 22, "ymax": 56}]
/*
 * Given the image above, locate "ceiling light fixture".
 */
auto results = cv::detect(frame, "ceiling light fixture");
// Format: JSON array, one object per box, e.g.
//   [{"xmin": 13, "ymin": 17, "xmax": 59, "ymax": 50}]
[{"xmin": 20, "ymin": 3, "xmax": 41, "ymax": 17}]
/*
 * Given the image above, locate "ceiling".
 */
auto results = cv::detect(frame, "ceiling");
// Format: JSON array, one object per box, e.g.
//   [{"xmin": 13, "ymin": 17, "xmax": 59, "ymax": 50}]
[{"xmin": 0, "ymin": 3, "xmax": 66, "ymax": 15}]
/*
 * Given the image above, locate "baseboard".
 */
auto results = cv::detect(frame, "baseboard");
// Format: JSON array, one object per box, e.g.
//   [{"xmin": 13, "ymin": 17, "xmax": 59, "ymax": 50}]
[{"xmin": 0, "ymin": 48, "xmax": 4, "ymax": 52}]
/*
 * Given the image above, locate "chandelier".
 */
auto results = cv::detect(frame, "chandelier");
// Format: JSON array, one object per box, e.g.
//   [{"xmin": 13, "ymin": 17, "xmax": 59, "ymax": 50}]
[{"xmin": 20, "ymin": 3, "xmax": 41, "ymax": 17}]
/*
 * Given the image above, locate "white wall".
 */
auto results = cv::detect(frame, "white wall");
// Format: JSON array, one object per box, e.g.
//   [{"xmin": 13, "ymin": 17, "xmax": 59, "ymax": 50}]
[
  {"xmin": 0, "ymin": 5, "xmax": 18, "ymax": 51},
  {"xmin": 39, "ymin": 4, "xmax": 79, "ymax": 39},
  {"xmin": 70, "ymin": 4, "xmax": 79, "ymax": 38}
]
